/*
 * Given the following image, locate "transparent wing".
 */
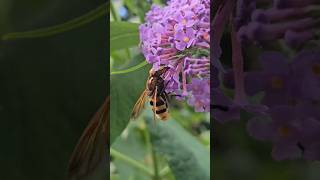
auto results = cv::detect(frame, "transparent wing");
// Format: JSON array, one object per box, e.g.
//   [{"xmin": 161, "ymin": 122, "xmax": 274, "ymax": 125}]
[
  {"xmin": 68, "ymin": 96, "xmax": 109, "ymax": 180},
  {"xmin": 152, "ymin": 86, "xmax": 157, "ymax": 123},
  {"xmin": 130, "ymin": 89, "xmax": 148, "ymax": 119}
]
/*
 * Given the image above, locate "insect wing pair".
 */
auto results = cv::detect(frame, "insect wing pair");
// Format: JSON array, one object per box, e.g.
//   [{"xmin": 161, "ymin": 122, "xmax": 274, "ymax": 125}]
[{"xmin": 131, "ymin": 67, "xmax": 170, "ymax": 121}]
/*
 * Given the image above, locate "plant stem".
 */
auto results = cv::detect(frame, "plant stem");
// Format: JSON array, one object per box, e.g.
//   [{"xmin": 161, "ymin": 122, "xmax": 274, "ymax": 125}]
[
  {"xmin": 110, "ymin": 148, "xmax": 154, "ymax": 176},
  {"xmin": 110, "ymin": 1, "xmax": 119, "ymax": 22},
  {"xmin": 278, "ymin": 40, "xmax": 295, "ymax": 59},
  {"xmin": 153, "ymin": 0, "xmax": 162, "ymax": 5},
  {"xmin": 159, "ymin": 166, "xmax": 171, "ymax": 177},
  {"xmin": 231, "ymin": 22, "xmax": 247, "ymax": 105},
  {"xmin": 151, "ymin": 146, "xmax": 160, "ymax": 180},
  {"xmin": 110, "ymin": 61, "xmax": 148, "ymax": 75},
  {"xmin": 125, "ymin": 48, "xmax": 131, "ymax": 60},
  {"xmin": 143, "ymin": 120, "xmax": 160, "ymax": 180}
]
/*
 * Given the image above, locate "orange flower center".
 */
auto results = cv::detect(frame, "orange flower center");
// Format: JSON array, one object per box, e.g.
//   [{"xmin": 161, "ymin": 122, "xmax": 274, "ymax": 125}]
[
  {"xmin": 312, "ymin": 63, "xmax": 320, "ymax": 76},
  {"xmin": 277, "ymin": 126, "xmax": 291, "ymax": 138},
  {"xmin": 182, "ymin": 19, "xmax": 187, "ymax": 25},
  {"xmin": 183, "ymin": 37, "xmax": 190, "ymax": 42},
  {"xmin": 271, "ymin": 76, "xmax": 284, "ymax": 89}
]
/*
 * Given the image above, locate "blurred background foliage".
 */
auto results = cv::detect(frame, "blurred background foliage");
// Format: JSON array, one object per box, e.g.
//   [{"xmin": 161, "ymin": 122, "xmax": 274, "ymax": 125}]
[
  {"xmin": 110, "ymin": 0, "xmax": 210, "ymax": 180},
  {"xmin": 0, "ymin": 0, "xmax": 107, "ymax": 179}
]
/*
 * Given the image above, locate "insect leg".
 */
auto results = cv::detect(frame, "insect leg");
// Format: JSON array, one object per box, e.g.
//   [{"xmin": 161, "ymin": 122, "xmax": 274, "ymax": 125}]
[{"xmin": 159, "ymin": 80, "xmax": 170, "ymax": 95}]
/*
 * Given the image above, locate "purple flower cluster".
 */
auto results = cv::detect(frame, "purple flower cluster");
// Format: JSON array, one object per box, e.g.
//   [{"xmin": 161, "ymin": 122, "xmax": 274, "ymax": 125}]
[
  {"xmin": 212, "ymin": 0, "xmax": 263, "ymax": 123},
  {"xmin": 246, "ymin": 50, "xmax": 320, "ymax": 160},
  {"xmin": 139, "ymin": 0, "xmax": 210, "ymax": 112},
  {"xmin": 238, "ymin": 0, "xmax": 320, "ymax": 48},
  {"xmin": 213, "ymin": 0, "xmax": 320, "ymax": 161}
]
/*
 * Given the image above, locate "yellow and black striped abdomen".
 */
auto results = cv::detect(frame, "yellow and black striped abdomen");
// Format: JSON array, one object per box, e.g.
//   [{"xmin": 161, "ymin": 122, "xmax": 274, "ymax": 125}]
[{"xmin": 150, "ymin": 96, "xmax": 169, "ymax": 121}]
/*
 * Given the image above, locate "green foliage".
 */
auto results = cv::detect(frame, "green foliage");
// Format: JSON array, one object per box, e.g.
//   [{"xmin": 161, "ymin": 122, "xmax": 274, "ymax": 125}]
[
  {"xmin": 110, "ymin": 22, "xmax": 140, "ymax": 51},
  {"xmin": 123, "ymin": 0, "xmax": 151, "ymax": 22},
  {"xmin": 146, "ymin": 117, "xmax": 210, "ymax": 180},
  {"xmin": 110, "ymin": 64, "xmax": 150, "ymax": 144},
  {"xmin": 110, "ymin": 115, "xmax": 210, "ymax": 180},
  {"xmin": 111, "ymin": 123, "xmax": 152, "ymax": 180},
  {"xmin": 110, "ymin": 13, "xmax": 147, "ymax": 145}
]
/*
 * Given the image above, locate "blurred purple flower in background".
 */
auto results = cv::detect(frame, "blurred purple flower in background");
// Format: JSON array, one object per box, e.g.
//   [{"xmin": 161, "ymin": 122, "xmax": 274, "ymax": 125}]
[
  {"xmin": 213, "ymin": 0, "xmax": 320, "ymax": 161},
  {"xmin": 247, "ymin": 106, "xmax": 303, "ymax": 160},
  {"xmin": 245, "ymin": 51, "xmax": 320, "ymax": 108},
  {"xmin": 140, "ymin": 0, "xmax": 210, "ymax": 112},
  {"xmin": 238, "ymin": 0, "xmax": 320, "ymax": 47}
]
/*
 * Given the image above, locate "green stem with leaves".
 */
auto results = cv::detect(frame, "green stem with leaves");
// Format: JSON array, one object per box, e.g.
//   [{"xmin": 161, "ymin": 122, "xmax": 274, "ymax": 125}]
[
  {"xmin": 151, "ymin": 147, "xmax": 160, "ymax": 180},
  {"xmin": 142, "ymin": 120, "xmax": 160, "ymax": 180},
  {"xmin": 159, "ymin": 166, "xmax": 171, "ymax": 177}
]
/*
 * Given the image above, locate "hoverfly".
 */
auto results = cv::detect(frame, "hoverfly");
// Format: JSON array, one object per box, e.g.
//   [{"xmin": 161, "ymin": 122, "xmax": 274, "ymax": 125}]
[
  {"xmin": 131, "ymin": 66, "xmax": 170, "ymax": 121},
  {"xmin": 68, "ymin": 96, "xmax": 109, "ymax": 180}
]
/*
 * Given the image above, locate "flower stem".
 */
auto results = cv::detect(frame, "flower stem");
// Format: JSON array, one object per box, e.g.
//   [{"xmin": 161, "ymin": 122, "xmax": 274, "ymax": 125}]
[
  {"xmin": 211, "ymin": 0, "xmax": 235, "ymax": 71},
  {"xmin": 110, "ymin": 1, "xmax": 119, "ymax": 22},
  {"xmin": 212, "ymin": 0, "xmax": 232, "ymax": 41},
  {"xmin": 151, "ymin": 146, "xmax": 160, "ymax": 180},
  {"xmin": 159, "ymin": 166, "xmax": 171, "ymax": 177},
  {"xmin": 278, "ymin": 40, "xmax": 295, "ymax": 59},
  {"xmin": 110, "ymin": 61, "xmax": 148, "ymax": 75},
  {"xmin": 110, "ymin": 148, "xmax": 154, "ymax": 176},
  {"xmin": 231, "ymin": 23, "xmax": 247, "ymax": 105},
  {"xmin": 143, "ymin": 120, "xmax": 160, "ymax": 180},
  {"xmin": 153, "ymin": 0, "xmax": 162, "ymax": 5}
]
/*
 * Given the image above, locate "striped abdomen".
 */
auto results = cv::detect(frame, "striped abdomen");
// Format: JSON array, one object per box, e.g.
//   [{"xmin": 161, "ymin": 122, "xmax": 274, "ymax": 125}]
[{"xmin": 149, "ymin": 95, "xmax": 169, "ymax": 121}]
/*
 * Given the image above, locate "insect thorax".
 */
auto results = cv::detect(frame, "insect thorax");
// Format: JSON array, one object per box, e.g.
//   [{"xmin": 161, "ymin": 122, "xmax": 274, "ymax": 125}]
[{"xmin": 147, "ymin": 75, "xmax": 165, "ymax": 96}]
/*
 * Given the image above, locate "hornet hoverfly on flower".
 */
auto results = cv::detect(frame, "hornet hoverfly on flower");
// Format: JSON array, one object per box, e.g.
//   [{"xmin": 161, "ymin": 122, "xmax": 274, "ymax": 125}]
[{"xmin": 131, "ymin": 66, "xmax": 171, "ymax": 121}]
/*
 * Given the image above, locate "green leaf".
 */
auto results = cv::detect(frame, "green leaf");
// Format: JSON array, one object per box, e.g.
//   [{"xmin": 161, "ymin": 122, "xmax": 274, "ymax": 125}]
[
  {"xmin": 110, "ymin": 22, "xmax": 140, "ymax": 51},
  {"xmin": 146, "ymin": 117, "xmax": 210, "ymax": 180},
  {"xmin": 111, "ymin": 61, "xmax": 147, "ymax": 75},
  {"xmin": 111, "ymin": 51, "xmax": 144, "ymax": 72},
  {"xmin": 124, "ymin": 0, "xmax": 139, "ymax": 14},
  {"xmin": 110, "ymin": 63, "xmax": 150, "ymax": 144},
  {"xmin": 111, "ymin": 123, "xmax": 152, "ymax": 180}
]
